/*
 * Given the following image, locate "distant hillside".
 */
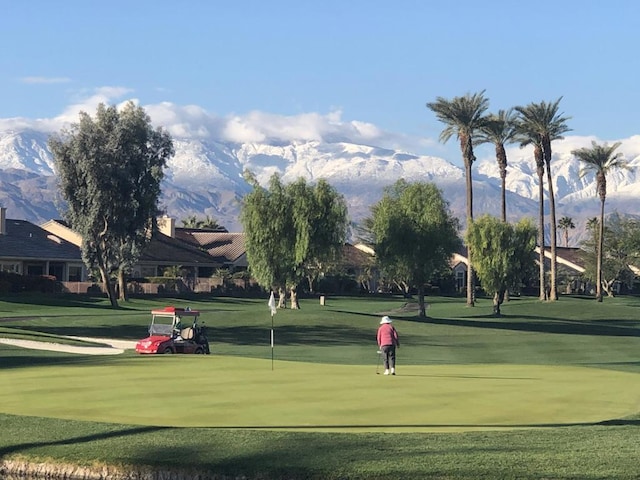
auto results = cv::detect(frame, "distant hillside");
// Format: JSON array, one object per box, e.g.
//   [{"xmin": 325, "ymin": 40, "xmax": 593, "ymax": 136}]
[{"xmin": 0, "ymin": 128, "xmax": 638, "ymax": 246}]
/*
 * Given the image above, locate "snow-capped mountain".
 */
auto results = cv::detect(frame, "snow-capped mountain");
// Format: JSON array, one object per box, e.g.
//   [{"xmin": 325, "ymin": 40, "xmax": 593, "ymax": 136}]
[{"xmin": 0, "ymin": 127, "xmax": 638, "ymax": 246}]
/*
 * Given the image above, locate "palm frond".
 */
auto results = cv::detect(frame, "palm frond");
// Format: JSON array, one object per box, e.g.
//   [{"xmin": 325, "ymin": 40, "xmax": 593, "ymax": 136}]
[{"xmin": 426, "ymin": 90, "xmax": 490, "ymax": 143}]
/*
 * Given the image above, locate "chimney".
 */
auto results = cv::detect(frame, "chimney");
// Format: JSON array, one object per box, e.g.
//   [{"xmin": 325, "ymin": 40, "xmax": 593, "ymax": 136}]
[
  {"xmin": 0, "ymin": 207, "xmax": 6, "ymax": 235},
  {"xmin": 158, "ymin": 215, "xmax": 175, "ymax": 238}
]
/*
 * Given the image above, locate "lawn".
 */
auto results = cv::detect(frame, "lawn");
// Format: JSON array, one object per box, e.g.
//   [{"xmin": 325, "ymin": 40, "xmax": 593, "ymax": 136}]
[{"xmin": 0, "ymin": 293, "xmax": 639, "ymax": 479}]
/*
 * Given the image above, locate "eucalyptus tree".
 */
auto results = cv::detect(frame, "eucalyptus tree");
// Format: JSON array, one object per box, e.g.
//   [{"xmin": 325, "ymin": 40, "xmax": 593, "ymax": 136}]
[
  {"xmin": 572, "ymin": 141, "xmax": 629, "ymax": 302},
  {"xmin": 466, "ymin": 215, "xmax": 537, "ymax": 316},
  {"xmin": 579, "ymin": 213, "xmax": 640, "ymax": 297},
  {"xmin": 289, "ymin": 177, "xmax": 349, "ymax": 296},
  {"xmin": 49, "ymin": 102, "xmax": 174, "ymax": 307},
  {"xmin": 558, "ymin": 216, "xmax": 575, "ymax": 247},
  {"xmin": 475, "ymin": 109, "xmax": 518, "ymax": 222},
  {"xmin": 241, "ymin": 172, "xmax": 295, "ymax": 308},
  {"xmin": 426, "ymin": 91, "xmax": 489, "ymax": 306},
  {"xmin": 369, "ymin": 180, "xmax": 461, "ymax": 317},
  {"xmin": 241, "ymin": 172, "xmax": 348, "ymax": 309},
  {"xmin": 515, "ymin": 99, "xmax": 571, "ymax": 301}
]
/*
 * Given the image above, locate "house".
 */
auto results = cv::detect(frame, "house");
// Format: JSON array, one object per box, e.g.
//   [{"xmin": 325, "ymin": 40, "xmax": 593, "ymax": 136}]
[
  {"xmin": 0, "ymin": 208, "xmax": 86, "ymax": 282},
  {"xmin": 172, "ymin": 228, "xmax": 248, "ymax": 272},
  {"xmin": 42, "ymin": 217, "xmax": 223, "ymax": 279},
  {"xmin": 451, "ymin": 245, "xmax": 590, "ymax": 294}
]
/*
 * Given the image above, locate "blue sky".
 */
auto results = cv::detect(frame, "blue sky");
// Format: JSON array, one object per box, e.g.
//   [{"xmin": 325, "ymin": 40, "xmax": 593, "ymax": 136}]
[{"xmin": 2, "ymin": 0, "xmax": 640, "ymax": 166}]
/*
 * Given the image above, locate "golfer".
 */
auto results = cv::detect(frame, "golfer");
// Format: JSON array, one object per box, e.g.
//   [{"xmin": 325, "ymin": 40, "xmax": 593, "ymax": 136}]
[{"xmin": 377, "ymin": 315, "xmax": 400, "ymax": 375}]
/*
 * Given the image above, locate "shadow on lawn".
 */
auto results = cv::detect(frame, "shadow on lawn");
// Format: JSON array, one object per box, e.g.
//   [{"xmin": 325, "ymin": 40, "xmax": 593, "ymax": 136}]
[
  {"xmin": 6, "ymin": 323, "xmax": 145, "ymax": 341},
  {"xmin": 0, "ymin": 349, "xmax": 131, "ymax": 369},
  {"xmin": 214, "ymin": 324, "xmax": 371, "ymax": 346},
  {"xmin": 407, "ymin": 315, "xmax": 640, "ymax": 337},
  {"xmin": 0, "ymin": 425, "xmax": 168, "ymax": 457}
]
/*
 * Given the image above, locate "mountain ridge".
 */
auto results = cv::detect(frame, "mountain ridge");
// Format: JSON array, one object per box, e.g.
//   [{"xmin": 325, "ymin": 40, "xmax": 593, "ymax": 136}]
[{"xmin": 0, "ymin": 128, "xmax": 638, "ymax": 246}]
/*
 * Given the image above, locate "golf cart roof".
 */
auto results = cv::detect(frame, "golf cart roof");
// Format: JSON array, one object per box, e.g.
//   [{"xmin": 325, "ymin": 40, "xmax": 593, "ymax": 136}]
[{"xmin": 151, "ymin": 306, "xmax": 200, "ymax": 318}]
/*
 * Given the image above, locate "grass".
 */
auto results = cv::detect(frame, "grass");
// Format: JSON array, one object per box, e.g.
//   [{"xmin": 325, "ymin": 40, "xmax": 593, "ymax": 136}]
[{"xmin": 1, "ymin": 293, "xmax": 639, "ymax": 479}]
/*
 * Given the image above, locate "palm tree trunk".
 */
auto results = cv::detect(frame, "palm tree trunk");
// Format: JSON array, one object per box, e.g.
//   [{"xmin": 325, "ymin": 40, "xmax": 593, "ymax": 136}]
[
  {"xmin": 545, "ymin": 156, "xmax": 558, "ymax": 301},
  {"xmin": 497, "ymin": 144, "xmax": 508, "ymax": 222},
  {"xmin": 596, "ymin": 199, "xmax": 605, "ymax": 302},
  {"xmin": 537, "ymin": 170, "xmax": 546, "ymax": 301},
  {"xmin": 462, "ymin": 135, "xmax": 475, "ymax": 307}
]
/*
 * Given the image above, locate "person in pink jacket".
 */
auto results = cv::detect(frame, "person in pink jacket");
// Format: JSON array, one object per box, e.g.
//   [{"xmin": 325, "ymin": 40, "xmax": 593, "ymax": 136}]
[{"xmin": 377, "ymin": 315, "xmax": 400, "ymax": 375}]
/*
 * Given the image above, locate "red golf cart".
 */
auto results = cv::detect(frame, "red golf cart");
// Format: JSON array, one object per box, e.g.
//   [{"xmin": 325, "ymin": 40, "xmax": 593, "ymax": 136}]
[{"xmin": 135, "ymin": 306, "xmax": 210, "ymax": 355}]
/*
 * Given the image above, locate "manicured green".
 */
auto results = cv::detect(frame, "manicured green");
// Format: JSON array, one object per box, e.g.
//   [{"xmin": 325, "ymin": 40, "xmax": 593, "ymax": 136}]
[{"xmin": 1, "ymin": 293, "xmax": 639, "ymax": 479}]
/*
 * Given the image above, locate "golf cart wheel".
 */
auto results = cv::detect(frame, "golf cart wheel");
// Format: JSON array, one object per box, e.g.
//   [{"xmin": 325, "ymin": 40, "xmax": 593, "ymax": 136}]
[
  {"xmin": 162, "ymin": 347, "xmax": 173, "ymax": 354},
  {"xmin": 194, "ymin": 346, "xmax": 204, "ymax": 354}
]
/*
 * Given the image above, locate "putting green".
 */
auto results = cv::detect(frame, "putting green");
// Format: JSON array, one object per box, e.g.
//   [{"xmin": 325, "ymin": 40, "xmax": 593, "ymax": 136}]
[{"xmin": 2, "ymin": 356, "xmax": 639, "ymax": 432}]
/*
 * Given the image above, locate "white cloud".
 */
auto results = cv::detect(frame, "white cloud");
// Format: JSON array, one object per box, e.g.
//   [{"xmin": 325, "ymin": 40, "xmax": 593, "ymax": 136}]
[
  {"xmin": 21, "ymin": 76, "xmax": 71, "ymax": 84},
  {"xmin": 142, "ymin": 104, "xmax": 438, "ymax": 155},
  {"xmin": 2, "ymin": 90, "xmax": 639, "ymax": 168},
  {"xmin": 0, "ymin": 86, "xmax": 135, "ymax": 133},
  {"xmin": 55, "ymin": 86, "xmax": 134, "ymax": 124}
]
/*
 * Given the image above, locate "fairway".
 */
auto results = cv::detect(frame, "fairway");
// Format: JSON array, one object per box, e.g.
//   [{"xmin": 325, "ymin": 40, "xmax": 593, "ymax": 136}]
[{"xmin": 2, "ymin": 355, "xmax": 638, "ymax": 432}]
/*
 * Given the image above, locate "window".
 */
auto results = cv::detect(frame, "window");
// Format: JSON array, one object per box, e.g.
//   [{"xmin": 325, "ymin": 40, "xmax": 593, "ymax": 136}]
[
  {"xmin": 48, "ymin": 263, "xmax": 64, "ymax": 280},
  {"xmin": 68, "ymin": 265, "xmax": 83, "ymax": 282},
  {"xmin": 456, "ymin": 270, "xmax": 465, "ymax": 291},
  {"xmin": 26, "ymin": 264, "xmax": 44, "ymax": 276},
  {"xmin": 140, "ymin": 266, "xmax": 157, "ymax": 277},
  {"xmin": 0, "ymin": 262, "xmax": 20, "ymax": 274}
]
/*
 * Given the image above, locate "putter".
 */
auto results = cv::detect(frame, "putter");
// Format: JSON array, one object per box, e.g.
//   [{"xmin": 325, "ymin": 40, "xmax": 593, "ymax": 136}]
[{"xmin": 375, "ymin": 349, "xmax": 382, "ymax": 374}]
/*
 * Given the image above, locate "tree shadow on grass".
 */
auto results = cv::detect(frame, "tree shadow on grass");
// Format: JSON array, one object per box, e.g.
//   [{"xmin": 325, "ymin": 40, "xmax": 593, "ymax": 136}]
[
  {"xmin": 213, "ymin": 324, "xmax": 372, "ymax": 346},
  {"xmin": 0, "ymin": 347, "xmax": 137, "ymax": 370},
  {"xmin": 404, "ymin": 315, "xmax": 640, "ymax": 337},
  {"xmin": 0, "ymin": 424, "xmax": 168, "ymax": 457},
  {"xmin": 5, "ymin": 323, "xmax": 145, "ymax": 341}
]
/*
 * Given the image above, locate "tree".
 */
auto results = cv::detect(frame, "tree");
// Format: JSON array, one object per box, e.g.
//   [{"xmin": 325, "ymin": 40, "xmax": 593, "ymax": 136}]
[
  {"xmin": 475, "ymin": 109, "xmax": 518, "ymax": 222},
  {"xmin": 241, "ymin": 173, "xmax": 348, "ymax": 308},
  {"xmin": 466, "ymin": 215, "xmax": 537, "ymax": 316},
  {"xmin": 515, "ymin": 99, "xmax": 571, "ymax": 301},
  {"xmin": 586, "ymin": 217, "xmax": 599, "ymax": 231},
  {"xmin": 427, "ymin": 91, "xmax": 489, "ymax": 306},
  {"xmin": 369, "ymin": 180, "xmax": 461, "ymax": 317},
  {"xmin": 515, "ymin": 127, "xmax": 547, "ymax": 301},
  {"xmin": 49, "ymin": 102, "xmax": 174, "ymax": 307},
  {"xmin": 579, "ymin": 213, "xmax": 640, "ymax": 297},
  {"xmin": 572, "ymin": 141, "xmax": 629, "ymax": 301},
  {"xmin": 181, "ymin": 215, "xmax": 222, "ymax": 230},
  {"xmin": 558, "ymin": 216, "xmax": 575, "ymax": 247}
]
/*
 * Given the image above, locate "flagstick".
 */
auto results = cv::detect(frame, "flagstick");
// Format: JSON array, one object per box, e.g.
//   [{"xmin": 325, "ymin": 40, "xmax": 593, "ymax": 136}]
[{"xmin": 270, "ymin": 313, "xmax": 274, "ymax": 370}]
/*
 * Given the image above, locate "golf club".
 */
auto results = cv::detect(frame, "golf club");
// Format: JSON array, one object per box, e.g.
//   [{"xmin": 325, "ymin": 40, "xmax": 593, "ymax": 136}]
[{"xmin": 375, "ymin": 349, "xmax": 382, "ymax": 374}]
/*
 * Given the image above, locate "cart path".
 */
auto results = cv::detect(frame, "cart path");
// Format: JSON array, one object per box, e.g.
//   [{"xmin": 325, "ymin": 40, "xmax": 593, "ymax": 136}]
[{"xmin": 0, "ymin": 336, "xmax": 137, "ymax": 355}]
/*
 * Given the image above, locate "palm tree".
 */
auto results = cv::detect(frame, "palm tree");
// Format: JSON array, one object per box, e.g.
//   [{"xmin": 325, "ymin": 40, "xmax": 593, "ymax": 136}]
[
  {"xmin": 427, "ymin": 91, "xmax": 489, "ymax": 306},
  {"xmin": 475, "ymin": 109, "xmax": 518, "ymax": 222},
  {"xmin": 558, "ymin": 216, "xmax": 575, "ymax": 247},
  {"xmin": 572, "ymin": 141, "xmax": 628, "ymax": 302},
  {"xmin": 515, "ymin": 129, "xmax": 547, "ymax": 300},
  {"xmin": 515, "ymin": 99, "xmax": 571, "ymax": 301},
  {"xmin": 586, "ymin": 217, "xmax": 599, "ymax": 231},
  {"xmin": 181, "ymin": 214, "xmax": 221, "ymax": 230}
]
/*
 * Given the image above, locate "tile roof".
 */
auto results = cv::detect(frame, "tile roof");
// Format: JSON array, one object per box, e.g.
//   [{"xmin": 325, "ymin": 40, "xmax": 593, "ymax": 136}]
[
  {"xmin": 174, "ymin": 230, "xmax": 246, "ymax": 263},
  {"xmin": 341, "ymin": 243, "xmax": 374, "ymax": 267},
  {"xmin": 138, "ymin": 232, "xmax": 221, "ymax": 266},
  {"xmin": 0, "ymin": 219, "xmax": 82, "ymax": 260}
]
